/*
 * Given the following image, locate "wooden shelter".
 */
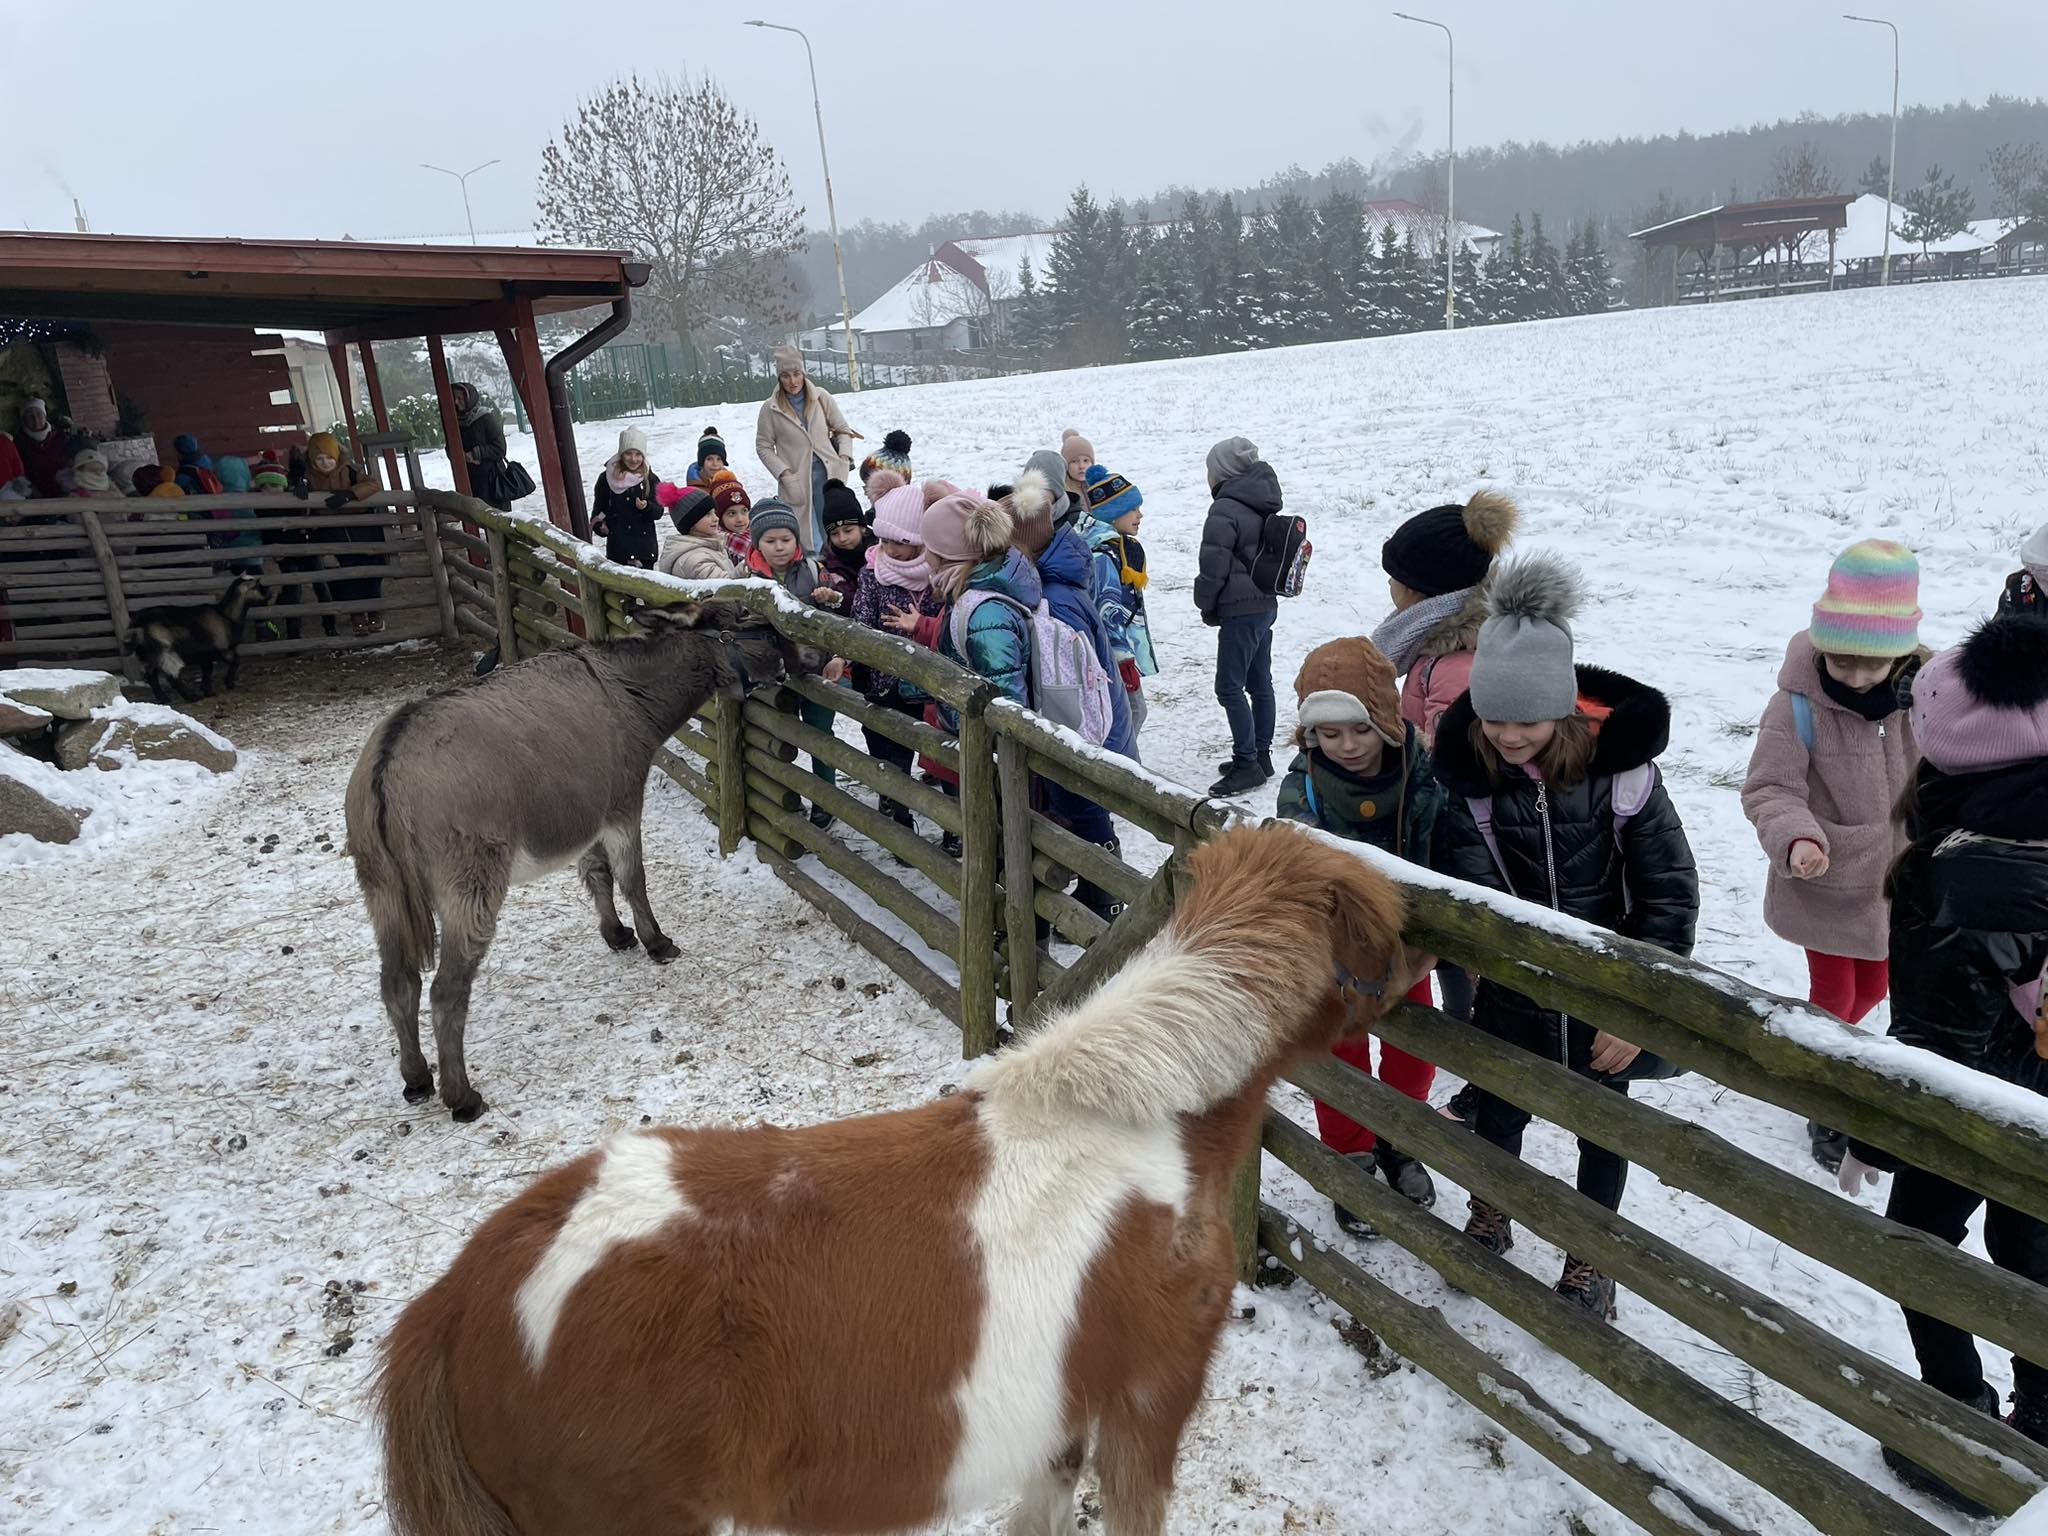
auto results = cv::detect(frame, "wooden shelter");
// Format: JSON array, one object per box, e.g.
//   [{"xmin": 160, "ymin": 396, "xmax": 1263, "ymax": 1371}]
[
  {"xmin": 1630, "ymin": 196, "xmax": 1855, "ymax": 306},
  {"xmin": 0, "ymin": 232, "xmax": 650, "ymax": 537}
]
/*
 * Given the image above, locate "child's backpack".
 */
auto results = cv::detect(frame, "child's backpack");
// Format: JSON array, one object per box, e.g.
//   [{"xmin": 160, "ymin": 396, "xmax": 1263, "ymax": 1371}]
[
  {"xmin": 1251, "ymin": 511, "xmax": 1311, "ymax": 598},
  {"xmin": 950, "ymin": 590, "xmax": 1117, "ymax": 745}
]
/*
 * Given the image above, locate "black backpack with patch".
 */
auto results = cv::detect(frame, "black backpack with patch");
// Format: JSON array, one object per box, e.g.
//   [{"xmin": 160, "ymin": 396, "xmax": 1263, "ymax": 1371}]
[{"xmin": 1250, "ymin": 511, "xmax": 1311, "ymax": 598}]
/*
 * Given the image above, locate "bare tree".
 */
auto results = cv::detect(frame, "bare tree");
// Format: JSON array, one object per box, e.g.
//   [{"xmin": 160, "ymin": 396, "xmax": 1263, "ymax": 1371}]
[
  {"xmin": 1766, "ymin": 140, "xmax": 1837, "ymax": 265},
  {"xmin": 1986, "ymin": 142, "xmax": 2047, "ymax": 231},
  {"xmin": 904, "ymin": 259, "xmax": 1018, "ymax": 379},
  {"xmin": 536, "ymin": 74, "xmax": 804, "ymax": 356}
]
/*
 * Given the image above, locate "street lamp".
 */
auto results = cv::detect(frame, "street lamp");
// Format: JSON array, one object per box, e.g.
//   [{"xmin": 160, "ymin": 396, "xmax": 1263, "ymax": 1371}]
[
  {"xmin": 1394, "ymin": 12, "xmax": 1455, "ymax": 330},
  {"xmin": 1843, "ymin": 14, "xmax": 1899, "ymax": 287},
  {"xmin": 419, "ymin": 159, "xmax": 501, "ymax": 246},
  {"xmin": 746, "ymin": 19, "xmax": 860, "ymax": 390}
]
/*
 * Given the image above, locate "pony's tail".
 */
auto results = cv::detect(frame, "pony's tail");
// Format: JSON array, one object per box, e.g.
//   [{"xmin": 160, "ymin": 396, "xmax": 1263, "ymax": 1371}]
[{"xmin": 377, "ymin": 1289, "xmax": 517, "ymax": 1536}]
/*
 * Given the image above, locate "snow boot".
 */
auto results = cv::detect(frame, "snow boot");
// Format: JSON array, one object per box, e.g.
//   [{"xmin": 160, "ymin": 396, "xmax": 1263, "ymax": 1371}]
[
  {"xmin": 1464, "ymin": 1198, "xmax": 1514, "ymax": 1256},
  {"xmin": 1376, "ymin": 1144, "xmax": 1437, "ymax": 1208},
  {"xmin": 808, "ymin": 805, "xmax": 835, "ymax": 831},
  {"xmin": 1214, "ymin": 751, "xmax": 1275, "ymax": 779},
  {"xmin": 2008, "ymin": 1389, "xmax": 2048, "ymax": 1448},
  {"xmin": 941, "ymin": 828, "xmax": 963, "ymax": 860},
  {"xmin": 1333, "ymin": 1151, "xmax": 1379, "ymax": 1238},
  {"xmin": 1807, "ymin": 1120, "xmax": 1848, "ymax": 1175},
  {"xmin": 1555, "ymin": 1256, "xmax": 1619, "ymax": 1321},
  {"xmin": 1210, "ymin": 756, "xmax": 1270, "ymax": 797},
  {"xmin": 1881, "ymin": 1384, "xmax": 2000, "ymax": 1516},
  {"xmin": 1441, "ymin": 1083, "xmax": 1482, "ymax": 1127},
  {"xmin": 1076, "ymin": 836, "xmax": 1127, "ymax": 923}
]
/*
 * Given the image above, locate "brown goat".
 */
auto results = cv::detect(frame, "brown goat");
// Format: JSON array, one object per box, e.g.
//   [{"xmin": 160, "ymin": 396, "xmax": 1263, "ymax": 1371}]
[
  {"xmin": 126, "ymin": 571, "xmax": 268, "ymax": 702},
  {"xmin": 376, "ymin": 822, "xmax": 1416, "ymax": 1535}
]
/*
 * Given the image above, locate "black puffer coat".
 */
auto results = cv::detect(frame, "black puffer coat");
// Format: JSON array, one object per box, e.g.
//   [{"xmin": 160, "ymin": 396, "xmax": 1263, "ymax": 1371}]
[
  {"xmin": 1433, "ymin": 665, "xmax": 1700, "ymax": 1070},
  {"xmin": 1193, "ymin": 462, "xmax": 1282, "ymax": 623}
]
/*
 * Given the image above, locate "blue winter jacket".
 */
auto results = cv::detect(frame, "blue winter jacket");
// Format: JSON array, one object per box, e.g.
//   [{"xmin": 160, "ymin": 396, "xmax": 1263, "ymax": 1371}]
[
  {"xmin": 1034, "ymin": 524, "xmax": 1136, "ymax": 757},
  {"xmin": 1085, "ymin": 522, "xmax": 1157, "ymax": 678},
  {"xmin": 905, "ymin": 548, "xmax": 1042, "ymax": 729}
]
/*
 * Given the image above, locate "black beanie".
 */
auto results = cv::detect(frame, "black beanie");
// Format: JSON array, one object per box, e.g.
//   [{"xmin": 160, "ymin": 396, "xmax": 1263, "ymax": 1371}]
[
  {"xmin": 1381, "ymin": 489, "xmax": 1520, "ymax": 598},
  {"xmin": 668, "ymin": 486, "xmax": 716, "ymax": 536},
  {"xmin": 695, "ymin": 434, "xmax": 727, "ymax": 467},
  {"xmin": 819, "ymin": 478, "xmax": 867, "ymax": 531}
]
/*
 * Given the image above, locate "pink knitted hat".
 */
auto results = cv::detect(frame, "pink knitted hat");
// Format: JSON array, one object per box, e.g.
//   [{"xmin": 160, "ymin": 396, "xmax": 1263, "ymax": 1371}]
[
  {"xmin": 1809, "ymin": 539, "xmax": 1921, "ymax": 658},
  {"xmin": 1911, "ymin": 617, "xmax": 2048, "ymax": 774},
  {"xmin": 921, "ymin": 492, "xmax": 1011, "ymax": 568},
  {"xmin": 872, "ymin": 483, "xmax": 927, "ymax": 545}
]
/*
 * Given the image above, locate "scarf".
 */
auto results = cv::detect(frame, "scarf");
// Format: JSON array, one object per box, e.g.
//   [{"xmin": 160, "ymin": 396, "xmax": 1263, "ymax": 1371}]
[
  {"xmin": 1302, "ymin": 748, "xmax": 1410, "ymax": 855},
  {"xmin": 1372, "ymin": 588, "xmax": 1470, "ymax": 677},
  {"xmin": 869, "ymin": 542, "xmax": 930, "ymax": 592},
  {"xmin": 459, "ymin": 398, "xmax": 491, "ymax": 427},
  {"xmin": 20, "ymin": 420, "xmax": 51, "ymax": 443},
  {"xmin": 1815, "ymin": 653, "xmax": 1916, "ymax": 723},
  {"xmin": 1099, "ymin": 531, "xmax": 1147, "ymax": 590},
  {"xmin": 725, "ymin": 527, "xmax": 753, "ymax": 563},
  {"xmin": 606, "ymin": 462, "xmax": 648, "ymax": 496},
  {"xmin": 72, "ymin": 459, "xmax": 114, "ymax": 494}
]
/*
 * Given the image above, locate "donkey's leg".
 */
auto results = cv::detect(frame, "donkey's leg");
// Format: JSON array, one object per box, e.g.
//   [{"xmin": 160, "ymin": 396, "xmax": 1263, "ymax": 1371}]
[
  {"xmin": 1094, "ymin": 1373, "xmax": 1206, "ymax": 1536},
  {"xmin": 429, "ymin": 849, "xmax": 508, "ymax": 1122},
  {"xmin": 375, "ymin": 923, "xmax": 430, "ymax": 1103},
  {"xmin": 1007, "ymin": 1438, "xmax": 1084, "ymax": 1536},
  {"xmin": 579, "ymin": 842, "xmax": 638, "ymax": 951},
  {"xmin": 603, "ymin": 816, "xmax": 678, "ymax": 964}
]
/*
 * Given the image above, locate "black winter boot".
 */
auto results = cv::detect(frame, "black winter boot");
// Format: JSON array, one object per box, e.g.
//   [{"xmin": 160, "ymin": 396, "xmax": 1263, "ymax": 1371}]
[
  {"xmin": 1209, "ymin": 757, "xmax": 1269, "ymax": 797},
  {"xmin": 1333, "ymin": 1151, "xmax": 1379, "ymax": 1238},
  {"xmin": 1441, "ymin": 1083, "xmax": 1482, "ymax": 1127},
  {"xmin": 1375, "ymin": 1144, "xmax": 1437, "ymax": 1207},
  {"xmin": 1881, "ymin": 1383, "xmax": 2000, "ymax": 1516},
  {"xmin": 1076, "ymin": 836, "xmax": 1127, "ymax": 923},
  {"xmin": 1555, "ymin": 1256, "xmax": 1619, "ymax": 1321},
  {"xmin": 1463, "ymin": 1198, "xmax": 1514, "ymax": 1256},
  {"xmin": 2007, "ymin": 1388, "xmax": 2048, "ymax": 1447},
  {"xmin": 1807, "ymin": 1121, "xmax": 1848, "ymax": 1175}
]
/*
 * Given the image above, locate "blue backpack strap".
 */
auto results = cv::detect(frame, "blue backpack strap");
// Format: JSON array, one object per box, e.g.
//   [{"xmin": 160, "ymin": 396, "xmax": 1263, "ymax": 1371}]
[
  {"xmin": 1303, "ymin": 775, "xmax": 1320, "ymax": 822},
  {"xmin": 1789, "ymin": 692, "xmax": 1815, "ymax": 754}
]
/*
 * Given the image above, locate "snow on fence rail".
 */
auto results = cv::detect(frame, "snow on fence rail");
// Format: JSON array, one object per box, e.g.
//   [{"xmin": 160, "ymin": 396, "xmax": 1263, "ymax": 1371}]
[{"xmin": 426, "ymin": 488, "xmax": 2048, "ymax": 1532}]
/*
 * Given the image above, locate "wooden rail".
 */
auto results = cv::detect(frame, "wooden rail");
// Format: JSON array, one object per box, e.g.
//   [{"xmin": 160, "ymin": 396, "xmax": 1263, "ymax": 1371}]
[{"xmin": 419, "ymin": 489, "xmax": 2048, "ymax": 1533}]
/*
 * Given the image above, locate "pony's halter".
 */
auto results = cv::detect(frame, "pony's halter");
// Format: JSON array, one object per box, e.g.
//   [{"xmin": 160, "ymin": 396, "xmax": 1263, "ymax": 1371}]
[
  {"xmin": 1332, "ymin": 960, "xmax": 1392, "ymax": 1022},
  {"xmin": 715, "ymin": 627, "xmax": 757, "ymax": 691}
]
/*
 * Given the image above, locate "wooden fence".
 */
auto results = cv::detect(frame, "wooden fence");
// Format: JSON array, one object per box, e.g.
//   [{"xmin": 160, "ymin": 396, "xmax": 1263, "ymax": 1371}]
[{"xmin": 363, "ymin": 492, "xmax": 2048, "ymax": 1530}]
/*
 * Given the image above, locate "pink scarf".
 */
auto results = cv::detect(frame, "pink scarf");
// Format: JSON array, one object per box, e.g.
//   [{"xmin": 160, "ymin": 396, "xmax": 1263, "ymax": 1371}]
[
  {"xmin": 869, "ymin": 542, "xmax": 930, "ymax": 592},
  {"xmin": 606, "ymin": 462, "xmax": 647, "ymax": 495}
]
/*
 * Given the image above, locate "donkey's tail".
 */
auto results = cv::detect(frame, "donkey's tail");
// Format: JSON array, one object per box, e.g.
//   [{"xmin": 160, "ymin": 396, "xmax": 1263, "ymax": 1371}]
[
  {"xmin": 345, "ymin": 709, "xmax": 436, "ymax": 971},
  {"xmin": 377, "ymin": 1287, "xmax": 519, "ymax": 1536}
]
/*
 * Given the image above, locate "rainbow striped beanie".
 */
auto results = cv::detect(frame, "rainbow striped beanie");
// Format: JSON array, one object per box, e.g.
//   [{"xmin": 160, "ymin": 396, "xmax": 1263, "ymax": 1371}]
[{"xmin": 1809, "ymin": 539, "xmax": 1921, "ymax": 658}]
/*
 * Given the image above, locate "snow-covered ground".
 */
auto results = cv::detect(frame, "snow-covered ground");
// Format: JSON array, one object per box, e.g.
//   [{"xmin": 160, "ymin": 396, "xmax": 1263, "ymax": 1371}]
[{"xmin": 6, "ymin": 277, "xmax": 2046, "ymax": 1534}]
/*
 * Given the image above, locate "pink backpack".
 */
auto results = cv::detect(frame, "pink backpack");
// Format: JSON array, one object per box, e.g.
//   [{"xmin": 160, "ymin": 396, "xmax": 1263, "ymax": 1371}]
[{"xmin": 950, "ymin": 589, "xmax": 1116, "ymax": 746}]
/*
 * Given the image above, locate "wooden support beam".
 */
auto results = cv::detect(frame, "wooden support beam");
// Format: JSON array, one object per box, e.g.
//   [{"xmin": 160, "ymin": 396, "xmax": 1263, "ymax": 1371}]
[
  {"xmin": 508, "ymin": 301, "xmax": 572, "ymax": 536},
  {"xmin": 956, "ymin": 705, "xmax": 1001, "ymax": 1058},
  {"xmin": 425, "ymin": 333, "xmax": 474, "ymax": 500},
  {"xmin": 996, "ymin": 733, "xmax": 1040, "ymax": 1017},
  {"xmin": 356, "ymin": 340, "xmax": 401, "ymax": 491}
]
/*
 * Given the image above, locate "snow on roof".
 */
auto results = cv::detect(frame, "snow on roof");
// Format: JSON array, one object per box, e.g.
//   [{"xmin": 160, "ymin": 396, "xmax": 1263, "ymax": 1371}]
[
  {"xmin": 1834, "ymin": 192, "xmax": 1997, "ymax": 266},
  {"xmin": 848, "ymin": 231, "xmax": 1060, "ymax": 336},
  {"xmin": 1359, "ymin": 199, "xmax": 1501, "ymax": 252}
]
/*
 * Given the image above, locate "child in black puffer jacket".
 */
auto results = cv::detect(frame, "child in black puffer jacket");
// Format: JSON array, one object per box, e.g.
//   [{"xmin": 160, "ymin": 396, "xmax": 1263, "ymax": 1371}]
[
  {"xmin": 1432, "ymin": 557, "xmax": 1698, "ymax": 1321},
  {"xmin": 1838, "ymin": 614, "xmax": 2048, "ymax": 1512}
]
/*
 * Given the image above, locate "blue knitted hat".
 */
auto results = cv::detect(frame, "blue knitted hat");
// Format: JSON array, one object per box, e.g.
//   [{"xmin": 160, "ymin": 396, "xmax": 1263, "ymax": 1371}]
[{"xmin": 1084, "ymin": 463, "xmax": 1142, "ymax": 525}]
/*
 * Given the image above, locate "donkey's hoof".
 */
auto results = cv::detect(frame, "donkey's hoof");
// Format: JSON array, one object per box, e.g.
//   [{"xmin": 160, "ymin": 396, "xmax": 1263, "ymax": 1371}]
[
  {"xmin": 449, "ymin": 1094, "xmax": 488, "ymax": 1124},
  {"xmin": 602, "ymin": 923, "xmax": 640, "ymax": 952},
  {"xmin": 645, "ymin": 935, "xmax": 680, "ymax": 964},
  {"xmin": 401, "ymin": 1077, "xmax": 435, "ymax": 1104}
]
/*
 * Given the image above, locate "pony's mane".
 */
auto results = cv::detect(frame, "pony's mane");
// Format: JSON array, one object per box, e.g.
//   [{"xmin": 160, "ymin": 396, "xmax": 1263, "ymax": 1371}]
[
  {"xmin": 970, "ymin": 827, "xmax": 1361, "ymax": 1126},
  {"xmin": 967, "ymin": 932, "xmax": 1274, "ymax": 1125}
]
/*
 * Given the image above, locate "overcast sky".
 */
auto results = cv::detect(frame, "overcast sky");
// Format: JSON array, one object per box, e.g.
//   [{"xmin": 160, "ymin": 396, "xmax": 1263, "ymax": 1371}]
[{"xmin": 5, "ymin": 0, "xmax": 2045, "ymax": 242}]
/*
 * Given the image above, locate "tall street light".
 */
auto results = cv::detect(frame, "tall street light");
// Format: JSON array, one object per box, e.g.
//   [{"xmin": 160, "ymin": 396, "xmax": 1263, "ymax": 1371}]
[
  {"xmin": 1394, "ymin": 12, "xmax": 1456, "ymax": 330},
  {"xmin": 1844, "ymin": 14, "xmax": 1899, "ymax": 287},
  {"xmin": 747, "ymin": 19, "xmax": 860, "ymax": 390},
  {"xmin": 419, "ymin": 159, "xmax": 501, "ymax": 246}
]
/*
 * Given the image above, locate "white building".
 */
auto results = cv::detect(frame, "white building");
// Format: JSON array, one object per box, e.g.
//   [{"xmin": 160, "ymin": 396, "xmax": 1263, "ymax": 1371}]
[{"xmin": 802, "ymin": 232, "xmax": 1058, "ymax": 358}]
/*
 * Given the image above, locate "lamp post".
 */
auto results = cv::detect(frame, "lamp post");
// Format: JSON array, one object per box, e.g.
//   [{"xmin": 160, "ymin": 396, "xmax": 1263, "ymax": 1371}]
[
  {"xmin": 1393, "ymin": 12, "xmax": 1456, "ymax": 329},
  {"xmin": 746, "ymin": 19, "xmax": 860, "ymax": 390},
  {"xmin": 419, "ymin": 159, "xmax": 501, "ymax": 246},
  {"xmin": 1843, "ymin": 14, "xmax": 1899, "ymax": 287}
]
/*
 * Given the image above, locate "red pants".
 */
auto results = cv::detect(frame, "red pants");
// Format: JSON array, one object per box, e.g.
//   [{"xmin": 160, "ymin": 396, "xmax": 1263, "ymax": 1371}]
[
  {"xmin": 1314, "ymin": 978, "xmax": 1437, "ymax": 1156},
  {"xmin": 1807, "ymin": 950, "xmax": 1890, "ymax": 1025}
]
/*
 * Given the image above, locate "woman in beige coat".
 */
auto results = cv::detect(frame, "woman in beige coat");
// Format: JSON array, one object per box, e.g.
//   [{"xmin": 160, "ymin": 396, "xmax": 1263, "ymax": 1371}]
[{"xmin": 756, "ymin": 344, "xmax": 856, "ymax": 554}]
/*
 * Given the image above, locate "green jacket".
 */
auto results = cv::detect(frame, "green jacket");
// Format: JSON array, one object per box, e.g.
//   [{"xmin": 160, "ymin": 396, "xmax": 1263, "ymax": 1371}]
[{"xmin": 1276, "ymin": 725, "xmax": 1445, "ymax": 869}]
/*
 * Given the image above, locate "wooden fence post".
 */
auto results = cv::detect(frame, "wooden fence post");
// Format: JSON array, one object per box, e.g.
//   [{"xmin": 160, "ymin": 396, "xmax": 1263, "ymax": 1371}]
[
  {"xmin": 715, "ymin": 689, "xmax": 747, "ymax": 859},
  {"xmin": 956, "ymin": 698, "xmax": 1000, "ymax": 1059},
  {"xmin": 73, "ymin": 508, "xmax": 137, "ymax": 680},
  {"xmin": 484, "ymin": 527, "xmax": 519, "ymax": 664},
  {"xmin": 995, "ymin": 732, "xmax": 1038, "ymax": 1014}
]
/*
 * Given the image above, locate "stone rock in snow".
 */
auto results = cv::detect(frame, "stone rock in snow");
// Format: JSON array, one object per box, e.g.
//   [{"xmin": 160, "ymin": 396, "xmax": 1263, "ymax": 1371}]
[
  {"xmin": 54, "ymin": 715, "xmax": 238, "ymax": 773},
  {"xmin": 0, "ymin": 759, "xmax": 88, "ymax": 844},
  {"xmin": 0, "ymin": 699, "xmax": 53, "ymax": 738},
  {"xmin": 0, "ymin": 668, "xmax": 126, "ymax": 720}
]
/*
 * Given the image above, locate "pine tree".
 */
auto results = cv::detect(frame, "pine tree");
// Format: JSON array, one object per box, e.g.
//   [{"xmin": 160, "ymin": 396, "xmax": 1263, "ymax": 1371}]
[
  {"xmin": 1211, "ymin": 195, "xmax": 1251, "ymax": 351},
  {"xmin": 1573, "ymin": 221, "xmax": 1616, "ymax": 313},
  {"xmin": 1009, "ymin": 256, "xmax": 1051, "ymax": 354},
  {"xmin": 1129, "ymin": 228, "xmax": 1195, "ymax": 360},
  {"xmin": 1894, "ymin": 164, "xmax": 1977, "ymax": 257},
  {"xmin": 1858, "ymin": 156, "xmax": 1892, "ymax": 197},
  {"xmin": 1316, "ymin": 190, "xmax": 1371, "ymax": 339},
  {"xmin": 1044, "ymin": 184, "xmax": 1134, "ymax": 363},
  {"xmin": 1527, "ymin": 213, "xmax": 1566, "ymax": 318},
  {"xmin": 1452, "ymin": 240, "xmax": 1484, "ymax": 326},
  {"xmin": 1498, "ymin": 214, "xmax": 1533, "ymax": 321}
]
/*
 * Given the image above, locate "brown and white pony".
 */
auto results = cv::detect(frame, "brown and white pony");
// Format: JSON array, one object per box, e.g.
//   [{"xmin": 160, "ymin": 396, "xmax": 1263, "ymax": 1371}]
[{"xmin": 377, "ymin": 822, "xmax": 1412, "ymax": 1536}]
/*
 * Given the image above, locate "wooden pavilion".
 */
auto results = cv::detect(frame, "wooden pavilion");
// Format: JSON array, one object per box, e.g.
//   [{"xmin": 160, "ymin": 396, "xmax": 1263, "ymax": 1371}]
[
  {"xmin": 0, "ymin": 233, "xmax": 650, "ymax": 538},
  {"xmin": 1629, "ymin": 196, "xmax": 1855, "ymax": 307}
]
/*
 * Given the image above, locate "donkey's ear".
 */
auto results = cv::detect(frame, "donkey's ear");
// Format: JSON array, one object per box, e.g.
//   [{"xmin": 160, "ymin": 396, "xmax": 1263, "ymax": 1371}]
[{"xmin": 640, "ymin": 601, "xmax": 704, "ymax": 630}]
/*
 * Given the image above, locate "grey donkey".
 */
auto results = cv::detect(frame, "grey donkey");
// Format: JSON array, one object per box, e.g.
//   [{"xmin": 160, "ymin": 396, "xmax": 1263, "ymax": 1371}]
[{"xmin": 344, "ymin": 601, "xmax": 803, "ymax": 1121}]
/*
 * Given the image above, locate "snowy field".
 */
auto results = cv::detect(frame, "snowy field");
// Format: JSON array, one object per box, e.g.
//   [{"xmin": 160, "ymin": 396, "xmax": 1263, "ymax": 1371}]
[{"xmin": 7, "ymin": 277, "xmax": 2048, "ymax": 1534}]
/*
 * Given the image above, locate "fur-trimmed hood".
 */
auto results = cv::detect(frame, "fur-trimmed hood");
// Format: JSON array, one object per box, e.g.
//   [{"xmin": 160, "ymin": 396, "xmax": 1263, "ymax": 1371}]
[{"xmin": 1431, "ymin": 664, "xmax": 1673, "ymax": 796}]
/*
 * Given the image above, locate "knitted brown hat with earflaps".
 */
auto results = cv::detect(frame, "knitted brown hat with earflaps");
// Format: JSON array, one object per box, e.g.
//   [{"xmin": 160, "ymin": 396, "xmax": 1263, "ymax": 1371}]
[{"xmin": 1295, "ymin": 638, "xmax": 1405, "ymax": 747}]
